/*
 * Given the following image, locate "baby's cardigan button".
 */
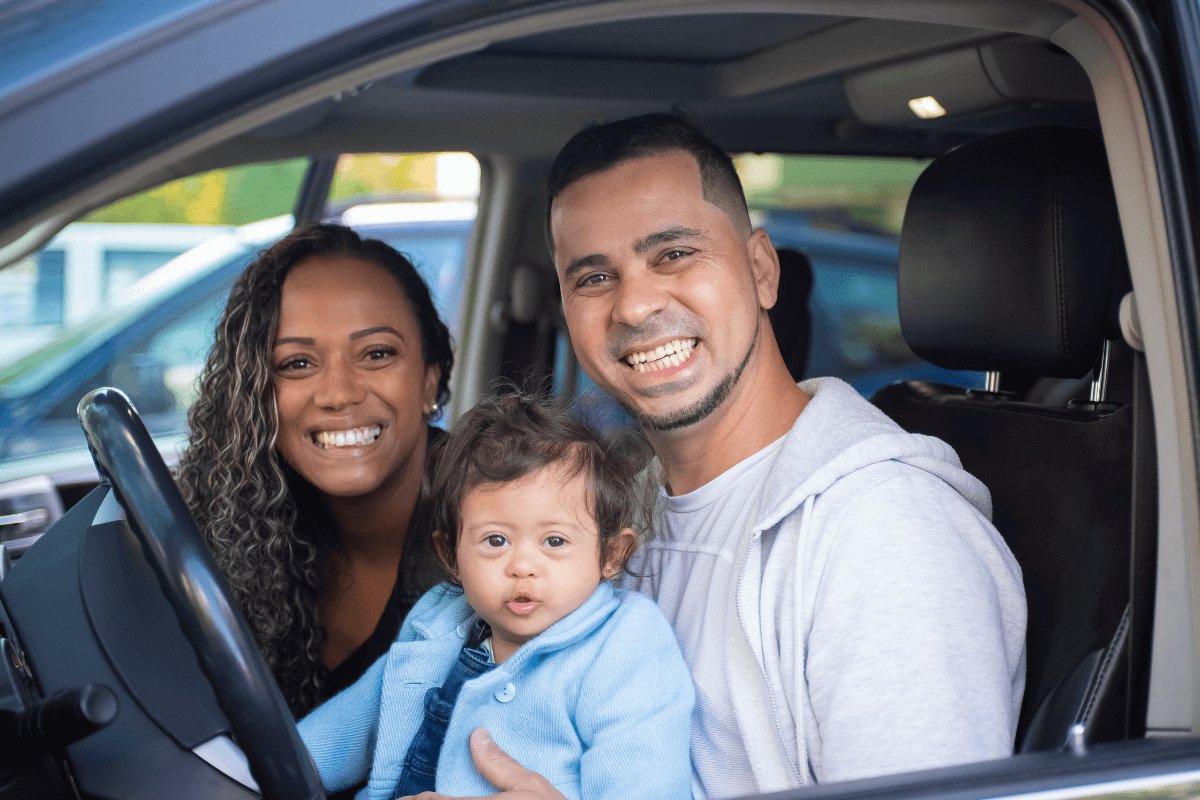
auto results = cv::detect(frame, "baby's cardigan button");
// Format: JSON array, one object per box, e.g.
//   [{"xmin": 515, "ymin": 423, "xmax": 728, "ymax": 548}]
[
  {"xmin": 455, "ymin": 623, "xmax": 467, "ymax": 638},
  {"xmin": 495, "ymin": 683, "xmax": 516, "ymax": 703}
]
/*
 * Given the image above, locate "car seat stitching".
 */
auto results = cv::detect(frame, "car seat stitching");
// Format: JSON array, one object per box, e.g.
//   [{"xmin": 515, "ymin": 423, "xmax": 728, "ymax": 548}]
[
  {"xmin": 1075, "ymin": 605, "xmax": 1129, "ymax": 731},
  {"xmin": 1054, "ymin": 169, "xmax": 1070, "ymax": 364}
]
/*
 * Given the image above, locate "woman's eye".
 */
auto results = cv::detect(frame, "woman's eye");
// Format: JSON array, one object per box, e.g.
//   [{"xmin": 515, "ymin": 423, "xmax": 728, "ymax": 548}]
[
  {"xmin": 485, "ymin": 534, "xmax": 508, "ymax": 547},
  {"xmin": 364, "ymin": 346, "xmax": 397, "ymax": 361},
  {"xmin": 545, "ymin": 536, "xmax": 566, "ymax": 548},
  {"xmin": 277, "ymin": 357, "xmax": 311, "ymax": 371}
]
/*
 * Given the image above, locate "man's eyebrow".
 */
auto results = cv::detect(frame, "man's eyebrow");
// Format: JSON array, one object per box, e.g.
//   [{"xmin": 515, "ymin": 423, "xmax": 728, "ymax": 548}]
[
  {"xmin": 634, "ymin": 226, "xmax": 704, "ymax": 254},
  {"xmin": 350, "ymin": 326, "xmax": 402, "ymax": 341},
  {"xmin": 563, "ymin": 253, "xmax": 610, "ymax": 282},
  {"xmin": 274, "ymin": 336, "xmax": 314, "ymax": 347}
]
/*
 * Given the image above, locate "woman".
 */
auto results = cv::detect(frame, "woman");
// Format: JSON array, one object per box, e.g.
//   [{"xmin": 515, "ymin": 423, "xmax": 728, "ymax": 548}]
[{"xmin": 176, "ymin": 223, "xmax": 454, "ymax": 718}]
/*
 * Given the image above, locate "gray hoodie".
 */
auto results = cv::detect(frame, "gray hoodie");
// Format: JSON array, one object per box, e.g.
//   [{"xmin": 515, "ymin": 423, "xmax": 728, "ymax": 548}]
[{"xmin": 634, "ymin": 376, "xmax": 1026, "ymax": 794}]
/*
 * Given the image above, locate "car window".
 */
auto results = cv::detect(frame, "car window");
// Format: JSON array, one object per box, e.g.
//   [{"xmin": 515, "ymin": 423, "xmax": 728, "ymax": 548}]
[{"xmin": 0, "ymin": 159, "xmax": 306, "ymax": 369}]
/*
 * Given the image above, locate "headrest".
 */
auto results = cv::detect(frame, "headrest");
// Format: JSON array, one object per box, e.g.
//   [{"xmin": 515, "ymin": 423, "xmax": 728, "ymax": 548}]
[
  {"xmin": 899, "ymin": 127, "xmax": 1123, "ymax": 378},
  {"xmin": 768, "ymin": 247, "xmax": 814, "ymax": 381}
]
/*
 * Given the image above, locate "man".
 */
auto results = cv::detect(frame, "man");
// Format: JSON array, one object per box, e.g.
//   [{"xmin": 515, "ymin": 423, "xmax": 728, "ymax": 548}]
[{"xmin": 434, "ymin": 113, "xmax": 1026, "ymax": 800}]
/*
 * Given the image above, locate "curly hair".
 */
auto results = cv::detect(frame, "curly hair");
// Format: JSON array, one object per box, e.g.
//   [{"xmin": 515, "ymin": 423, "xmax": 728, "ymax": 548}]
[{"xmin": 176, "ymin": 222, "xmax": 454, "ymax": 716}]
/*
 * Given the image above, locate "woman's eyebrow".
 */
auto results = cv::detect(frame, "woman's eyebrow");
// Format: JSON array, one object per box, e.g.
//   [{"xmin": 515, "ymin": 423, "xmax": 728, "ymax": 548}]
[
  {"xmin": 274, "ymin": 336, "xmax": 315, "ymax": 347},
  {"xmin": 350, "ymin": 326, "xmax": 402, "ymax": 340}
]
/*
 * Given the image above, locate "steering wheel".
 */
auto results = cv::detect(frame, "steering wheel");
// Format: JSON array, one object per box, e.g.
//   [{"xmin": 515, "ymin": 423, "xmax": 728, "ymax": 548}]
[{"xmin": 77, "ymin": 387, "xmax": 325, "ymax": 800}]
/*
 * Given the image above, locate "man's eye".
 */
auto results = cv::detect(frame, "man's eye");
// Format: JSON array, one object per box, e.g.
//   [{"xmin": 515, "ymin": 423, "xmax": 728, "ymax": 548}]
[
  {"xmin": 545, "ymin": 536, "xmax": 566, "ymax": 548},
  {"xmin": 578, "ymin": 273, "xmax": 611, "ymax": 288},
  {"xmin": 485, "ymin": 534, "xmax": 508, "ymax": 547},
  {"xmin": 663, "ymin": 249, "xmax": 690, "ymax": 261}
]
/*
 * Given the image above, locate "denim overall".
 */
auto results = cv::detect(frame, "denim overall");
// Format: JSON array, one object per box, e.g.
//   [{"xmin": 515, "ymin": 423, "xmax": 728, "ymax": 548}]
[{"xmin": 391, "ymin": 616, "xmax": 495, "ymax": 798}]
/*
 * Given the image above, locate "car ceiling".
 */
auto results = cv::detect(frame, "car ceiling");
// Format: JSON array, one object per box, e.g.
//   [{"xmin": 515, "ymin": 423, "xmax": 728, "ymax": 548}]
[{"xmin": 178, "ymin": 10, "xmax": 1100, "ymax": 179}]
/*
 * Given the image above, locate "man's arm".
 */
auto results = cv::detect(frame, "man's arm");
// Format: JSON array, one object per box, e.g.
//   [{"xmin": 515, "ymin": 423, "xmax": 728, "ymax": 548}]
[{"xmin": 801, "ymin": 470, "xmax": 1026, "ymax": 783}]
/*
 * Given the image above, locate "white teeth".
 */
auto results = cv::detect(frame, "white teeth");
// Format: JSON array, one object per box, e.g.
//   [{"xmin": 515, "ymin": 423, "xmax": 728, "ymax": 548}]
[
  {"xmin": 315, "ymin": 425, "xmax": 383, "ymax": 449},
  {"xmin": 624, "ymin": 338, "xmax": 698, "ymax": 371}
]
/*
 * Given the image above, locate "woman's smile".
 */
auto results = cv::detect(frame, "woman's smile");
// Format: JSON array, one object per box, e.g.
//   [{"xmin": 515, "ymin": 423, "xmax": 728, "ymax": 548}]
[{"xmin": 312, "ymin": 424, "xmax": 384, "ymax": 448}]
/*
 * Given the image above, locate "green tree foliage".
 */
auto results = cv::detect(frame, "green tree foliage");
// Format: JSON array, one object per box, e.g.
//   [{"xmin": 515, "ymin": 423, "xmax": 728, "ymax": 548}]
[{"xmin": 83, "ymin": 159, "xmax": 309, "ymax": 225}]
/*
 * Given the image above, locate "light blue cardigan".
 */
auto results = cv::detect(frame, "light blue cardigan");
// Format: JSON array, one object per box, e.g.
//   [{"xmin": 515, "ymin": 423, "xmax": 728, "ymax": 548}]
[{"xmin": 298, "ymin": 581, "xmax": 694, "ymax": 800}]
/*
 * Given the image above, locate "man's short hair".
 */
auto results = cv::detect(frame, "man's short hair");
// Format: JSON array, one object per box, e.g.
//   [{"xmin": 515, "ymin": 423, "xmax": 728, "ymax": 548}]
[{"xmin": 544, "ymin": 112, "xmax": 752, "ymax": 252}]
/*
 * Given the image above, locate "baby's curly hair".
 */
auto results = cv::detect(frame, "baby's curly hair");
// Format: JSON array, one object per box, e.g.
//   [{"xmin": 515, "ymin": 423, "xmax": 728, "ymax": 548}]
[{"xmin": 426, "ymin": 390, "xmax": 653, "ymax": 581}]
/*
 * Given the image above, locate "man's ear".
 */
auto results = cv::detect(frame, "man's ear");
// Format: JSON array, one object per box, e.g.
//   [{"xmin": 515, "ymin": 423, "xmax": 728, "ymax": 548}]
[
  {"xmin": 603, "ymin": 528, "xmax": 637, "ymax": 578},
  {"xmin": 746, "ymin": 228, "xmax": 781, "ymax": 311}
]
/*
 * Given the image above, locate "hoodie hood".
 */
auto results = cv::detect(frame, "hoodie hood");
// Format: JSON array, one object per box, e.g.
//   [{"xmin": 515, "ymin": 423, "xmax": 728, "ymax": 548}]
[{"xmin": 755, "ymin": 377, "xmax": 992, "ymax": 533}]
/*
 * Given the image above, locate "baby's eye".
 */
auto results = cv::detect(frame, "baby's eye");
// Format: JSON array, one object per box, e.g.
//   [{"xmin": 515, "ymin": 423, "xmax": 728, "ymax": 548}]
[
  {"xmin": 545, "ymin": 536, "xmax": 566, "ymax": 548},
  {"xmin": 485, "ymin": 534, "xmax": 508, "ymax": 547}
]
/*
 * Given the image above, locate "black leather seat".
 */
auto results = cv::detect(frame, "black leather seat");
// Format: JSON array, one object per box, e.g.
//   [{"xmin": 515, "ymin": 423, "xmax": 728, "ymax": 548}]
[
  {"xmin": 768, "ymin": 247, "xmax": 815, "ymax": 381},
  {"xmin": 871, "ymin": 127, "xmax": 1136, "ymax": 752}
]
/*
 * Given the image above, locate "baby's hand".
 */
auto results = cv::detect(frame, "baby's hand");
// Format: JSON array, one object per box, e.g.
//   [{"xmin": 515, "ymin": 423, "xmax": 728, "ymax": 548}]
[{"xmin": 394, "ymin": 729, "xmax": 567, "ymax": 800}]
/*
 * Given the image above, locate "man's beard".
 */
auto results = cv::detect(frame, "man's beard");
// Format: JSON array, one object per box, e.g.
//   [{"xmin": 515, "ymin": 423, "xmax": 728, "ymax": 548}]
[{"xmin": 618, "ymin": 319, "xmax": 759, "ymax": 433}]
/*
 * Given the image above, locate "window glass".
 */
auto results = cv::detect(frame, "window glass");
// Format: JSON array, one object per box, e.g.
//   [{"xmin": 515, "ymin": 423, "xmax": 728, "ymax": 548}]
[
  {"xmin": 329, "ymin": 152, "xmax": 481, "ymax": 210},
  {"xmin": 0, "ymin": 159, "xmax": 306, "ymax": 369}
]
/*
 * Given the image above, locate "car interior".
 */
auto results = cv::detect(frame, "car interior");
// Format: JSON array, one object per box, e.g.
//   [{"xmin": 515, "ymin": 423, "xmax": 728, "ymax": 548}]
[{"xmin": 0, "ymin": 0, "xmax": 1195, "ymax": 798}]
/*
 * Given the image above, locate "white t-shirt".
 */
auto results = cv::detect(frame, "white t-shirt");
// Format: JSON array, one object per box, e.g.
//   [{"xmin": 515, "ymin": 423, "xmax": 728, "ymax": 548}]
[{"xmin": 623, "ymin": 436, "xmax": 786, "ymax": 800}]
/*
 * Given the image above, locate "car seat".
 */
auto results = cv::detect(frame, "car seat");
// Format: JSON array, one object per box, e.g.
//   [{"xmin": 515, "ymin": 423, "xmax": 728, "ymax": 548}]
[
  {"xmin": 767, "ymin": 247, "xmax": 815, "ymax": 381},
  {"xmin": 870, "ymin": 127, "xmax": 1151, "ymax": 752}
]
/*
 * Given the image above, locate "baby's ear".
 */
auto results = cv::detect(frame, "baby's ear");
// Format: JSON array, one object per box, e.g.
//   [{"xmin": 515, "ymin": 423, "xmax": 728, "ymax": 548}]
[
  {"xmin": 603, "ymin": 528, "xmax": 637, "ymax": 578},
  {"xmin": 432, "ymin": 530, "xmax": 456, "ymax": 577}
]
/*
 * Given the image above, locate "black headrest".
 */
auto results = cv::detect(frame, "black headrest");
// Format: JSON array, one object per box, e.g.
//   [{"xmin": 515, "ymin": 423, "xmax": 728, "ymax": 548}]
[
  {"xmin": 899, "ymin": 127, "xmax": 1123, "ymax": 378},
  {"xmin": 768, "ymin": 247, "xmax": 814, "ymax": 381}
]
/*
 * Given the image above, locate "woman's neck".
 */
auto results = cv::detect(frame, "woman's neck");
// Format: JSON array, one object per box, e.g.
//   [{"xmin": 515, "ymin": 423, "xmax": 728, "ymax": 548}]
[{"xmin": 324, "ymin": 465, "xmax": 421, "ymax": 565}]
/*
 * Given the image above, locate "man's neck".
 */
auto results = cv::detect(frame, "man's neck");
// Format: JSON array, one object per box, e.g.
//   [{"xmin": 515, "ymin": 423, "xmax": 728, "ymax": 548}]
[{"xmin": 647, "ymin": 338, "xmax": 809, "ymax": 496}]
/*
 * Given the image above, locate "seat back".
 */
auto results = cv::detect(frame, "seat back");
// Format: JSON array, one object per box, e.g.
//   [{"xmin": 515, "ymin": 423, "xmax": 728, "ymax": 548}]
[
  {"xmin": 767, "ymin": 247, "xmax": 815, "ymax": 381},
  {"xmin": 872, "ymin": 127, "xmax": 1134, "ymax": 750}
]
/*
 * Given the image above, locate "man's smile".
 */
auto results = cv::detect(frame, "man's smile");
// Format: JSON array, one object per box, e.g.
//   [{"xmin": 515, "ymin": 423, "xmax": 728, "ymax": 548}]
[{"xmin": 624, "ymin": 338, "xmax": 699, "ymax": 372}]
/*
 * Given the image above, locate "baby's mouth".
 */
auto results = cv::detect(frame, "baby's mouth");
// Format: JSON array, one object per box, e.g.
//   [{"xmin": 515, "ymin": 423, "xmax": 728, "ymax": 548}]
[
  {"xmin": 311, "ymin": 425, "xmax": 382, "ymax": 449},
  {"xmin": 623, "ymin": 338, "xmax": 698, "ymax": 373},
  {"xmin": 506, "ymin": 595, "xmax": 540, "ymax": 615}
]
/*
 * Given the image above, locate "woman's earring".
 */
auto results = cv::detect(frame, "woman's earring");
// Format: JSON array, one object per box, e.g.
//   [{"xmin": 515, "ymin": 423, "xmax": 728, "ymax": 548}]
[{"xmin": 427, "ymin": 401, "xmax": 440, "ymax": 416}]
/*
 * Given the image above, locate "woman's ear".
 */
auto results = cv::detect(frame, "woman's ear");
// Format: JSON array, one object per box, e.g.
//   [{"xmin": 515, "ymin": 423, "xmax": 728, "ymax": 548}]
[
  {"xmin": 423, "ymin": 365, "xmax": 441, "ymax": 417},
  {"xmin": 602, "ymin": 528, "xmax": 637, "ymax": 578}
]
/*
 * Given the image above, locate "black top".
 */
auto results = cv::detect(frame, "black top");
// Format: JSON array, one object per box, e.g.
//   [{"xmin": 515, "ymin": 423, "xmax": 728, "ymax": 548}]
[{"xmin": 316, "ymin": 425, "xmax": 446, "ymax": 702}]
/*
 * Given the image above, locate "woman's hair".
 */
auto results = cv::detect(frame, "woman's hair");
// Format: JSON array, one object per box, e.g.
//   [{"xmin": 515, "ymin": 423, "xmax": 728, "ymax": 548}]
[
  {"xmin": 175, "ymin": 222, "xmax": 453, "ymax": 716},
  {"xmin": 427, "ymin": 389, "xmax": 653, "ymax": 581}
]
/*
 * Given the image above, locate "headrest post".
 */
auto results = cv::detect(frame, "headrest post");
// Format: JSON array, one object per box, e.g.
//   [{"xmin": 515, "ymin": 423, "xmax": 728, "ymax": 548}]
[
  {"xmin": 984, "ymin": 371, "xmax": 1002, "ymax": 393},
  {"xmin": 1089, "ymin": 339, "xmax": 1113, "ymax": 403}
]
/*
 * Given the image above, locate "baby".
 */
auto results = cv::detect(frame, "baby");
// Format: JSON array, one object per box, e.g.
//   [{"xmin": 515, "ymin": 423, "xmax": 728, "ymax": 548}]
[{"xmin": 298, "ymin": 392, "xmax": 694, "ymax": 800}]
